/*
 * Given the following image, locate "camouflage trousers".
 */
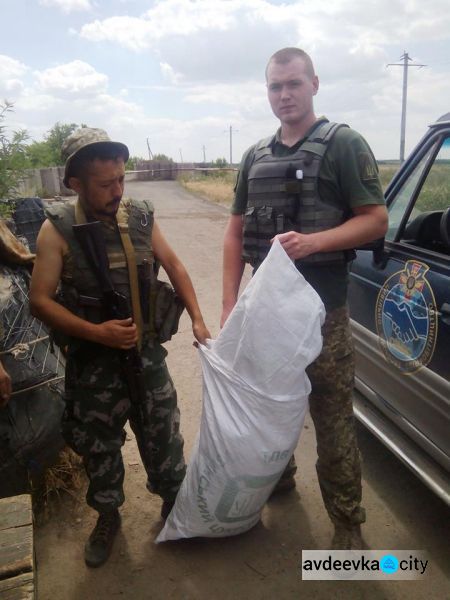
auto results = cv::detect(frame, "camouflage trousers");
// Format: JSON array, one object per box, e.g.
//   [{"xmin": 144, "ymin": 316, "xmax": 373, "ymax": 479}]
[
  {"xmin": 281, "ymin": 305, "xmax": 366, "ymax": 527},
  {"xmin": 62, "ymin": 341, "xmax": 186, "ymax": 513}
]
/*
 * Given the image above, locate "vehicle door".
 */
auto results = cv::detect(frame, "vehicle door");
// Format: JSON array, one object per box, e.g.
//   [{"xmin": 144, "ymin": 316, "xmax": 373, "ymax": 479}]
[{"xmin": 349, "ymin": 128, "xmax": 450, "ymax": 472}]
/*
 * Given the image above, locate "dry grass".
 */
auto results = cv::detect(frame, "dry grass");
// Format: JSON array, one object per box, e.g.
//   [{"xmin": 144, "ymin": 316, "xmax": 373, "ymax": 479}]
[
  {"xmin": 378, "ymin": 163, "xmax": 400, "ymax": 190},
  {"xmin": 179, "ymin": 171, "xmax": 237, "ymax": 206},
  {"xmin": 179, "ymin": 163, "xmax": 398, "ymax": 207},
  {"xmin": 32, "ymin": 447, "xmax": 84, "ymax": 522}
]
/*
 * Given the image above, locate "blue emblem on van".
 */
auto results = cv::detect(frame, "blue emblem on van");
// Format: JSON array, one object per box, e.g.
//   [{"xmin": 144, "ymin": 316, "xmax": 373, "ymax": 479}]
[{"xmin": 376, "ymin": 261, "xmax": 438, "ymax": 373}]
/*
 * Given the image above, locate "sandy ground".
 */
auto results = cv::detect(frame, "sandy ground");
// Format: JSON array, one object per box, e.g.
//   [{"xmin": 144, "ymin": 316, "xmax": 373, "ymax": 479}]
[{"xmin": 34, "ymin": 181, "xmax": 450, "ymax": 600}]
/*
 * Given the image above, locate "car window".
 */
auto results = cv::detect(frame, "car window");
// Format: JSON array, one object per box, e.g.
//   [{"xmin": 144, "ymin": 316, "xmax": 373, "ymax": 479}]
[
  {"xmin": 412, "ymin": 136, "xmax": 450, "ymax": 215},
  {"xmin": 385, "ymin": 145, "xmax": 435, "ymax": 241},
  {"xmin": 386, "ymin": 135, "xmax": 450, "ymax": 254}
]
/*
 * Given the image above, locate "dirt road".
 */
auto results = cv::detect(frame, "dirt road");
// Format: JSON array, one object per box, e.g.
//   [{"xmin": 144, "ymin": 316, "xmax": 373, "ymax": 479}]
[{"xmin": 35, "ymin": 181, "xmax": 449, "ymax": 599}]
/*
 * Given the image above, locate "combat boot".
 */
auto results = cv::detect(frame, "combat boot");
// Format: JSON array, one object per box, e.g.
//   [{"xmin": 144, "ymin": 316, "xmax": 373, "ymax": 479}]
[
  {"xmin": 331, "ymin": 522, "xmax": 363, "ymax": 550},
  {"xmin": 269, "ymin": 474, "xmax": 297, "ymax": 499},
  {"xmin": 84, "ymin": 509, "xmax": 121, "ymax": 568}
]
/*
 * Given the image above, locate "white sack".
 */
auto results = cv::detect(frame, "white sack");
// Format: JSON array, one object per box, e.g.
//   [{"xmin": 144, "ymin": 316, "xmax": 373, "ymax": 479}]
[{"xmin": 156, "ymin": 239, "xmax": 325, "ymax": 542}]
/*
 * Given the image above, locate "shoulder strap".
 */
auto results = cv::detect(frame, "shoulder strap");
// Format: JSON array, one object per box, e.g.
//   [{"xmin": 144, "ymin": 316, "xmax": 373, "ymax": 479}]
[
  {"xmin": 301, "ymin": 120, "xmax": 349, "ymax": 157},
  {"xmin": 116, "ymin": 202, "xmax": 144, "ymax": 350},
  {"xmin": 253, "ymin": 135, "xmax": 276, "ymax": 162}
]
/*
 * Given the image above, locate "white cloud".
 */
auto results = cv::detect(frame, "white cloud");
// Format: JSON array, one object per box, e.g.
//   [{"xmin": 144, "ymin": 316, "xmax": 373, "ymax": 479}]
[
  {"xmin": 78, "ymin": 0, "xmax": 450, "ymax": 87},
  {"xmin": 79, "ymin": 0, "xmax": 300, "ymax": 81},
  {"xmin": 35, "ymin": 60, "xmax": 108, "ymax": 98},
  {"xmin": 0, "ymin": 55, "xmax": 28, "ymax": 97},
  {"xmin": 3, "ymin": 0, "xmax": 450, "ymax": 161},
  {"xmin": 39, "ymin": 0, "xmax": 92, "ymax": 13}
]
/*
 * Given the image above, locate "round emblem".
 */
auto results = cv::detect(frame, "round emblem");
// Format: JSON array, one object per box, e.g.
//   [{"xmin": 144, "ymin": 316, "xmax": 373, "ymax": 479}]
[{"xmin": 375, "ymin": 260, "xmax": 438, "ymax": 373}]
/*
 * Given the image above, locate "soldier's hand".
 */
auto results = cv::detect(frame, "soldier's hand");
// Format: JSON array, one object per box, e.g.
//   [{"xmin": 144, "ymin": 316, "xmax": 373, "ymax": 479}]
[
  {"xmin": 272, "ymin": 231, "xmax": 319, "ymax": 260},
  {"xmin": 96, "ymin": 318, "xmax": 138, "ymax": 349},
  {"xmin": 192, "ymin": 319, "xmax": 211, "ymax": 346},
  {"xmin": 0, "ymin": 361, "xmax": 12, "ymax": 408}
]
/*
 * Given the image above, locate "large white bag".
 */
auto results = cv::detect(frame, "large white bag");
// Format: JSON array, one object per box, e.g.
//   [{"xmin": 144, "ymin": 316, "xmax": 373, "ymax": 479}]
[{"xmin": 156, "ymin": 239, "xmax": 325, "ymax": 542}]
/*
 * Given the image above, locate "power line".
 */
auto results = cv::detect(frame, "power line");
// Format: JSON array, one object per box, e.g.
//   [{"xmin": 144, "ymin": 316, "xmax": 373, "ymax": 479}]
[
  {"xmin": 224, "ymin": 125, "xmax": 238, "ymax": 165},
  {"xmin": 387, "ymin": 51, "xmax": 426, "ymax": 162}
]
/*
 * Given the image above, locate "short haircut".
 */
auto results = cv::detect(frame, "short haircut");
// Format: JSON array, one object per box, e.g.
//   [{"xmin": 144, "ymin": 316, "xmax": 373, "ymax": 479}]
[
  {"xmin": 68, "ymin": 143, "xmax": 128, "ymax": 181},
  {"xmin": 265, "ymin": 47, "xmax": 315, "ymax": 80}
]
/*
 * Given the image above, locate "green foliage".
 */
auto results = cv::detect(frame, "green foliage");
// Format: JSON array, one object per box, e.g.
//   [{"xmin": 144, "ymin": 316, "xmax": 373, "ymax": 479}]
[
  {"xmin": 377, "ymin": 163, "xmax": 400, "ymax": 191},
  {"xmin": 416, "ymin": 163, "xmax": 450, "ymax": 212},
  {"xmin": 25, "ymin": 139, "xmax": 55, "ymax": 167},
  {"xmin": 212, "ymin": 157, "xmax": 228, "ymax": 168},
  {"xmin": 125, "ymin": 155, "xmax": 146, "ymax": 171},
  {"xmin": 0, "ymin": 101, "xmax": 29, "ymax": 214},
  {"xmin": 26, "ymin": 121, "xmax": 78, "ymax": 167},
  {"xmin": 152, "ymin": 153, "xmax": 173, "ymax": 162}
]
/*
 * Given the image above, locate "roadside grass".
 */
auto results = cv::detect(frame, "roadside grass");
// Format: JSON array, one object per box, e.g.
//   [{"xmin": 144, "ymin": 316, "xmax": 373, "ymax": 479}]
[
  {"xmin": 179, "ymin": 163, "xmax": 399, "ymax": 207},
  {"xmin": 178, "ymin": 163, "xmax": 449, "ymax": 212},
  {"xmin": 178, "ymin": 170, "xmax": 237, "ymax": 206}
]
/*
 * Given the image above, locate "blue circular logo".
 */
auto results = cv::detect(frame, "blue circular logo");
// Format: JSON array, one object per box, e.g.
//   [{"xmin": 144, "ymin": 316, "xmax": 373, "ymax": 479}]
[
  {"xmin": 380, "ymin": 554, "xmax": 399, "ymax": 574},
  {"xmin": 376, "ymin": 260, "xmax": 438, "ymax": 373}
]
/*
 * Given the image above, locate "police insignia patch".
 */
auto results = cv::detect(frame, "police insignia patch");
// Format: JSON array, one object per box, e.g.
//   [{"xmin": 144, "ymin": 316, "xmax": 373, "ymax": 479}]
[
  {"xmin": 358, "ymin": 152, "xmax": 378, "ymax": 181},
  {"xmin": 375, "ymin": 260, "xmax": 438, "ymax": 373}
]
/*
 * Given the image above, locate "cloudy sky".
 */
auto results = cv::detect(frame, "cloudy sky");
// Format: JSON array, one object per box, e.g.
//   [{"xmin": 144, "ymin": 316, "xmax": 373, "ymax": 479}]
[{"xmin": 1, "ymin": 0, "xmax": 450, "ymax": 163}]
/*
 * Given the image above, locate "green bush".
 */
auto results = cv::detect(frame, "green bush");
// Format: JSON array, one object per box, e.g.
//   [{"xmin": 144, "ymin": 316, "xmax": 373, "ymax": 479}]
[{"xmin": 0, "ymin": 101, "xmax": 30, "ymax": 216}]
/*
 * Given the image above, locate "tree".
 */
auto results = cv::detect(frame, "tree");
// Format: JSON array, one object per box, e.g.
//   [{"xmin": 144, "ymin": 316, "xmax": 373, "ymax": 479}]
[
  {"xmin": 26, "ymin": 122, "xmax": 79, "ymax": 167},
  {"xmin": 152, "ymin": 153, "xmax": 173, "ymax": 162},
  {"xmin": 212, "ymin": 157, "xmax": 228, "ymax": 168},
  {"xmin": 0, "ymin": 101, "xmax": 29, "ymax": 212},
  {"xmin": 45, "ymin": 122, "xmax": 78, "ymax": 165},
  {"xmin": 126, "ymin": 155, "xmax": 146, "ymax": 171}
]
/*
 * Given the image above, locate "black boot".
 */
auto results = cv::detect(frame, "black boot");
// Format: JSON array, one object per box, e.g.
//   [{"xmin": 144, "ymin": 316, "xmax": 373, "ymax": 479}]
[{"xmin": 84, "ymin": 509, "xmax": 121, "ymax": 568}]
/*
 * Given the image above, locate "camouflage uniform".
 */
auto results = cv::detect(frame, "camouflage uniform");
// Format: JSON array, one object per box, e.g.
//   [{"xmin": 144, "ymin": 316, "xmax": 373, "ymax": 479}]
[
  {"xmin": 277, "ymin": 307, "xmax": 365, "ymax": 526},
  {"xmin": 63, "ymin": 340, "xmax": 186, "ymax": 512},
  {"xmin": 308, "ymin": 306, "xmax": 365, "ymax": 526},
  {"xmin": 45, "ymin": 197, "xmax": 186, "ymax": 514}
]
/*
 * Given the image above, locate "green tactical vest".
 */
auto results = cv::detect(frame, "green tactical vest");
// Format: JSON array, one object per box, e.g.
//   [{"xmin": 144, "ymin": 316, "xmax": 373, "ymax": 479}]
[
  {"xmin": 242, "ymin": 119, "xmax": 350, "ymax": 267},
  {"xmin": 45, "ymin": 198, "xmax": 154, "ymax": 325}
]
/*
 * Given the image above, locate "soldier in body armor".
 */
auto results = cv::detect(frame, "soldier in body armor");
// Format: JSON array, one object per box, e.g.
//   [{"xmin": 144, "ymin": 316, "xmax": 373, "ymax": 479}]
[
  {"xmin": 221, "ymin": 48, "xmax": 388, "ymax": 549},
  {"xmin": 30, "ymin": 128, "xmax": 210, "ymax": 567}
]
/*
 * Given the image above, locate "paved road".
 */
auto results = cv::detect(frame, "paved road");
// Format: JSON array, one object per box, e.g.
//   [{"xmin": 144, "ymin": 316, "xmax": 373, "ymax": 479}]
[{"xmin": 35, "ymin": 181, "xmax": 449, "ymax": 599}]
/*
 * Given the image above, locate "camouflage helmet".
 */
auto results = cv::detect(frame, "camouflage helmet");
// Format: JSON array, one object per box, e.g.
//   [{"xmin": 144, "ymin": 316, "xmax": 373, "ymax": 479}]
[{"xmin": 62, "ymin": 127, "xmax": 129, "ymax": 188}]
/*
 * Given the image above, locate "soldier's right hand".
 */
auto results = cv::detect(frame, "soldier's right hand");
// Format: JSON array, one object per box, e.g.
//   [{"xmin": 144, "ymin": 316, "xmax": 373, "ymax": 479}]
[{"xmin": 95, "ymin": 318, "xmax": 138, "ymax": 349}]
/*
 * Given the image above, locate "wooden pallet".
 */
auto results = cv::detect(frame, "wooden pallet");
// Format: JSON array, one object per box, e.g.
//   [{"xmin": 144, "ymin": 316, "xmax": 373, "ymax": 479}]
[{"xmin": 0, "ymin": 495, "xmax": 34, "ymax": 599}]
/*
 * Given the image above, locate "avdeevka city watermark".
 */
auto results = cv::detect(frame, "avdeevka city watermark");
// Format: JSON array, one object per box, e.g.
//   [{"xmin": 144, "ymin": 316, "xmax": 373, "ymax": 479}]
[{"xmin": 301, "ymin": 550, "xmax": 428, "ymax": 580}]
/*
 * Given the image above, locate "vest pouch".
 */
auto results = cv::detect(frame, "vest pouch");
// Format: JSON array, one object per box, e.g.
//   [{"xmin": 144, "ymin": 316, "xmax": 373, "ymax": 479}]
[
  {"xmin": 243, "ymin": 206, "xmax": 274, "ymax": 265},
  {"xmin": 256, "ymin": 205, "xmax": 276, "ymax": 235},
  {"xmin": 151, "ymin": 280, "xmax": 185, "ymax": 344}
]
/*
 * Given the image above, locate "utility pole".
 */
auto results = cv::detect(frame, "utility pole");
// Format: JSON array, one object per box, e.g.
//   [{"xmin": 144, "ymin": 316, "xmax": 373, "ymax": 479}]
[
  {"xmin": 225, "ymin": 125, "xmax": 238, "ymax": 165},
  {"xmin": 202, "ymin": 144, "xmax": 206, "ymax": 163},
  {"xmin": 146, "ymin": 138, "xmax": 153, "ymax": 160},
  {"xmin": 387, "ymin": 52, "xmax": 426, "ymax": 162},
  {"xmin": 179, "ymin": 148, "xmax": 184, "ymax": 163}
]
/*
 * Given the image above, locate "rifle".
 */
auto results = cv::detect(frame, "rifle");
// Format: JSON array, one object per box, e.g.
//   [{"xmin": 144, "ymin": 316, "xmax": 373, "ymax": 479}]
[{"xmin": 72, "ymin": 221, "xmax": 148, "ymax": 431}]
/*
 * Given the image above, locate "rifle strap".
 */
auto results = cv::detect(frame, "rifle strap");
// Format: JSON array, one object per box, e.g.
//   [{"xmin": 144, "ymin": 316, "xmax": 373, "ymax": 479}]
[
  {"xmin": 116, "ymin": 209, "xmax": 144, "ymax": 350},
  {"xmin": 75, "ymin": 199, "xmax": 87, "ymax": 224},
  {"xmin": 75, "ymin": 199, "xmax": 144, "ymax": 350}
]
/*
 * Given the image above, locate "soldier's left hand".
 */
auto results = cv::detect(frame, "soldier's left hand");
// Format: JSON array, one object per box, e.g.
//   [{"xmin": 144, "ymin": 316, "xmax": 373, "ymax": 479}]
[
  {"xmin": 192, "ymin": 320, "xmax": 211, "ymax": 346},
  {"xmin": 272, "ymin": 231, "xmax": 319, "ymax": 260}
]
